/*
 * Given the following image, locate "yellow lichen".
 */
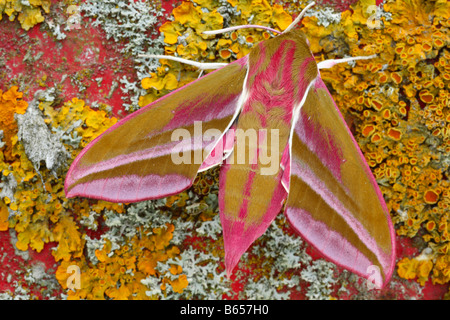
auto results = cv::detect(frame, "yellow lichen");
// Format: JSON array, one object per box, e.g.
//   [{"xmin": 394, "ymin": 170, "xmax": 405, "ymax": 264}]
[
  {"xmin": 398, "ymin": 257, "xmax": 433, "ymax": 286},
  {"xmin": 55, "ymin": 222, "xmax": 182, "ymax": 300},
  {"xmin": 0, "ymin": 201, "xmax": 9, "ymax": 231},
  {"xmin": 433, "ymin": 254, "xmax": 450, "ymax": 284},
  {"xmin": 18, "ymin": 96, "xmax": 190, "ymax": 298},
  {"xmin": 170, "ymin": 274, "xmax": 189, "ymax": 294},
  {"xmin": 141, "ymin": 72, "xmax": 178, "ymax": 91},
  {"xmin": 0, "ymin": 86, "xmax": 29, "ymax": 161},
  {"xmin": 0, "ymin": 0, "xmax": 50, "ymax": 30},
  {"xmin": 0, "ymin": 97, "xmax": 122, "ymax": 262},
  {"xmin": 0, "ymin": 91, "xmax": 178, "ymax": 299}
]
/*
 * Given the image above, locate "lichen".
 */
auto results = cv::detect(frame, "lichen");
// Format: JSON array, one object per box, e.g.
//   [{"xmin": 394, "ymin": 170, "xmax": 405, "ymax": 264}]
[
  {"xmin": 0, "ymin": 86, "xmax": 29, "ymax": 161},
  {"xmin": 0, "ymin": 89, "xmax": 127, "ymax": 298},
  {"xmin": 16, "ymin": 95, "xmax": 69, "ymax": 174},
  {"xmin": 80, "ymin": 0, "xmax": 166, "ymax": 111},
  {"xmin": 0, "ymin": 0, "xmax": 51, "ymax": 30}
]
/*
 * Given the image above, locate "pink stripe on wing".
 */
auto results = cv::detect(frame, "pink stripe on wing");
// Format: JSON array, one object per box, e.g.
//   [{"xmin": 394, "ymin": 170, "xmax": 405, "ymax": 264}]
[
  {"xmin": 289, "ymin": 154, "xmax": 392, "ymax": 274},
  {"xmin": 285, "ymin": 207, "xmax": 381, "ymax": 283},
  {"xmin": 220, "ymin": 165, "xmax": 288, "ymax": 277},
  {"xmin": 68, "ymin": 174, "xmax": 191, "ymax": 203}
]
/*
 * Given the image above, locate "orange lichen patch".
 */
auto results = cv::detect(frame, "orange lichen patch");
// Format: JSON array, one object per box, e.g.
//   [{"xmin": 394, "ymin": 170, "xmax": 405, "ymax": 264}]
[
  {"xmin": 42, "ymin": 98, "xmax": 117, "ymax": 148},
  {"xmin": 419, "ymin": 90, "xmax": 434, "ymax": 104},
  {"xmin": 387, "ymin": 128, "xmax": 402, "ymax": 140},
  {"xmin": 422, "ymin": 43, "xmax": 432, "ymax": 52},
  {"xmin": 433, "ymin": 38, "xmax": 444, "ymax": 48},
  {"xmin": 371, "ymin": 133, "xmax": 382, "ymax": 143},
  {"xmin": 426, "ymin": 220, "xmax": 436, "ymax": 232},
  {"xmin": 361, "ymin": 124, "xmax": 375, "ymax": 137},
  {"xmin": 219, "ymin": 49, "xmax": 232, "ymax": 59},
  {"xmin": 424, "ymin": 189, "xmax": 439, "ymax": 204},
  {"xmin": 216, "ymin": 38, "xmax": 232, "ymax": 50},
  {"xmin": 391, "ymin": 72, "xmax": 403, "ymax": 85},
  {"xmin": 432, "ymin": 128, "xmax": 441, "ymax": 137},
  {"xmin": 0, "ymin": 202, "xmax": 9, "ymax": 231},
  {"xmin": 398, "ymin": 106, "xmax": 407, "ymax": 116},
  {"xmin": 378, "ymin": 73, "xmax": 388, "ymax": 83},
  {"xmin": 51, "ymin": 213, "xmax": 85, "ymax": 261},
  {"xmin": 56, "ymin": 221, "xmax": 182, "ymax": 300},
  {"xmin": 0, "ymin": 94, "xmax": 159, "ymax": 299},
  {"xmin": 160, "ymin": 21, "xmax": 183, "ymax": 45},
  {"xmin": 395, "ymin": 45, "xmax": 405, "ymax": 55},
  {"xmin": 369, "ymin": 63, "xmax": 383, "ymax": 73},
  {"xmin": 170, "ymin": 264, "xmax": 183, "ymax": 275},
  {"xmin": 406, "ymin": 37, "xmax": 415, "ymax": 45},
  {"xmin": 382, "ymin": 109, "xmax": 391, "ymax": 119},
  {"xmin": 370, "ymin": 99, "xmax": 382, "ymax": 111},
  {"xmin": 357, "ymin": 96, "xmax": 365, "ymax": 105},
  {"xmin": 418, "ymin": 260, "xmax": 434, "ymax": 285},
  {"xmin": 0, "ymin": 86, "xmax": 29, "ymax": 160},
  {"xmin": 397, "ymin": 257, "xmax": 419, "ymax": 280},
  {"xmin": 196, "ymin": 9, "xmax": 224, "ymax": 36},
  {"xmin": 246, "ymin": 35, "xmax": 255, "ymax": 43}
]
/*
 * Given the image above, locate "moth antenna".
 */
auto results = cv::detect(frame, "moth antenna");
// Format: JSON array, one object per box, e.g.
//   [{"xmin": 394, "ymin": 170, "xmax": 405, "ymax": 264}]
[
  {"xmin": 317, "ymin": 54, "xmax": 377, "ymax": 69},
  {"xmin": 283, "ymin": 1, "xmax": 316, "ymax": 34},
  {"xmin": 202, "ymin": 25, "xmax": 281, "ymax": 35},
  {"xmin": 139, "ymin": 54, "xmax": 227, "ymax": 70}
]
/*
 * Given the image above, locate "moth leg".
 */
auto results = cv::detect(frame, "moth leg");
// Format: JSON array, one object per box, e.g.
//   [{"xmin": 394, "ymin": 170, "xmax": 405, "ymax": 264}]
[
  {"xmin": 139, "ymin": 54, "xmax": 228, "ymax": 70},
  {"xmin": 317, "ymin": 54, "xmax": 377, "ymax": 69}
]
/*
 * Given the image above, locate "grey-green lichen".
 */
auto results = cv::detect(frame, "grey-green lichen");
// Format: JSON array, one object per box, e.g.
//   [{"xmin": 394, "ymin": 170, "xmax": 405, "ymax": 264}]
[
  {"xmin": 300, "ymin": 259, "xmax": 338, "ymax": 300},
  {"xmin": 15, "ymin": 96, "xmax": 69, "ymax": 174},
  {"xmin": 152, "ymin": 247, "xmax": 231, "ymax": 299},
  {"xmin": 80, "ymin": 0, "xmax": 166, "ymax": 111}
]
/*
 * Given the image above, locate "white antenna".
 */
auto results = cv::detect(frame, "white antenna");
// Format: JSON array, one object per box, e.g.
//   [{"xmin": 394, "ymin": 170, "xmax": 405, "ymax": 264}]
[
  {"xmin": 139, "ymin": 54, "xmax": 227, "ymax": 70},
  {"xmin": 202, "ymin": 25, "xmax": 281, "ymax": 36},
  {"xmin": 318, "ymin": 54, "xmax": 377, "ymax": 69},
  {"xmin": 283, "ymin": 1, "xmax": 316, "ymax": 34}
]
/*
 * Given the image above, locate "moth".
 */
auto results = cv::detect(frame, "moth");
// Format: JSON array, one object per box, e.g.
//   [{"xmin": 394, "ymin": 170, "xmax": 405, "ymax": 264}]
[{"xmin": 65, "ymin": 2, "xmax": 396, "ymax": 288}]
